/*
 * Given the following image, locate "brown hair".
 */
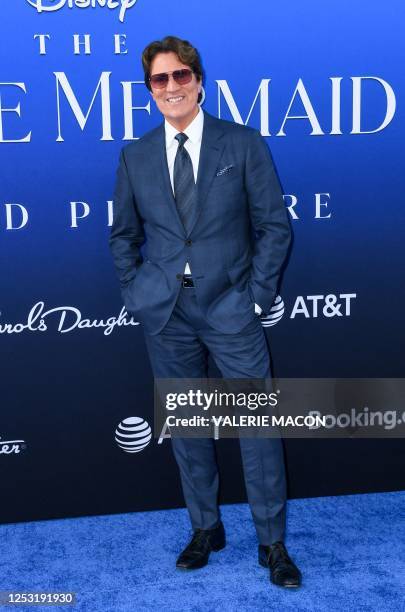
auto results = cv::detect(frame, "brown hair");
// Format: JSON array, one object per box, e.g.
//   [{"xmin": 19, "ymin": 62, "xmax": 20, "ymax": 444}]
[{"xmin": 142, "ymin": 36, "xmax": 204, "ymax": 103}]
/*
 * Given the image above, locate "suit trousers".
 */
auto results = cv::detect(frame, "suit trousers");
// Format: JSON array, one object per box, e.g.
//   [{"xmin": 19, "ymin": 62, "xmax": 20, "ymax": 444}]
[{"xmin": 143, "ymin": 285, "xmax": 287, "ymax": 545}]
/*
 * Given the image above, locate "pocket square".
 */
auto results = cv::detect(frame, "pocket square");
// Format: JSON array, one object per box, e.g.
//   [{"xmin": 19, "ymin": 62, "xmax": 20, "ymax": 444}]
[{"xmin": 216, "ymin": 164, "xmax": 234, "ymax": 176}]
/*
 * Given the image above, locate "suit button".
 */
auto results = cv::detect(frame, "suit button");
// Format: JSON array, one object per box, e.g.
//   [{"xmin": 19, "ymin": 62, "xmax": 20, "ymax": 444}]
[
  {"xmin": 176, "ymin": 273, "xmax": 183, "ymax": 280},
  {"xmin": 185, "ymin": 239, "xmax": 192, "ymax": 246}
]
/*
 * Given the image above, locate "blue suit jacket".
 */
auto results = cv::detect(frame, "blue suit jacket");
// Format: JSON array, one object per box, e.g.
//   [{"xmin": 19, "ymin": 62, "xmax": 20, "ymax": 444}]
[{"xmin": 109, "ymin": 110, "xmax": 291, "ymax": 335}]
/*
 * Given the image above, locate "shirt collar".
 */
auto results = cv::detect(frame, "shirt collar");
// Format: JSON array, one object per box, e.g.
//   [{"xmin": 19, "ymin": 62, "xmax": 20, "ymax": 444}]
[{"xmin": 165, "ymin": 107, "xmax": 204, "ymax": 149}]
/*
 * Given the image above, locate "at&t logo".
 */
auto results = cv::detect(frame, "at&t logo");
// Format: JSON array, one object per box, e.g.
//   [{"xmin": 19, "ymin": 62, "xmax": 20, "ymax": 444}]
[
  {"xmin": 290, "ymin": 293, "xmax": 356, "ymax": 318},
  {"xmin": 260, "ymin": 295, "xmax": 285, "ymax": 327},
  {"xmin": 115, "ymin": 417, "xmax": 152, "ymax": 453},
  {"xmin": 261, "ymin": 293, "xmax": 356, "ymax": 326}
]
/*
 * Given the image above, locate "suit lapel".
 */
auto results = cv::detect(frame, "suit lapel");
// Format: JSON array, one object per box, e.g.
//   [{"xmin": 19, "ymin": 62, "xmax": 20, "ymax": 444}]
[
  {"xmin": 147, "ymin": 122, "xmax": 185, "ymax": 235},
  {"xmin": 188, "ymin": 111, "xmax": 225, "ymax": 236}
]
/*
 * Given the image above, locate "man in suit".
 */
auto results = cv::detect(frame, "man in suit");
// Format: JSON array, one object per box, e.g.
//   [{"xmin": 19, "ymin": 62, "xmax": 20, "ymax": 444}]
[{"xmin": 110, "ymin": 35, "xmax": 301, "ymax": 588}]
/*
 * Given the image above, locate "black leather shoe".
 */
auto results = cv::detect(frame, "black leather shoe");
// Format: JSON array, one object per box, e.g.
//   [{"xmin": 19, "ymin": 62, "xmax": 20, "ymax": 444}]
[
  {"xmin": 259, "ymin": 541, "xmax": 302, "ymax": 588},
  {"xmin": 176, "ymin": 522, "xmax": 226, "ymax": 570}
]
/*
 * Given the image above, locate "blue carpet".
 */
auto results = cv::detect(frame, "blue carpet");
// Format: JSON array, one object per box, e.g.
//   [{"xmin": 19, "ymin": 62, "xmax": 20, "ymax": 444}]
[{"xmin": 1, "ymin": 491, "xmax": 404, "ymax": 612}]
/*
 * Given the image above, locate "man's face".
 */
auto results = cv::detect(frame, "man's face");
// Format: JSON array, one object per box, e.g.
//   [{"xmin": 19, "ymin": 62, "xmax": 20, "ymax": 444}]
[{"xmin": 149, "ymin": 51, "xmax": 201, "ymax": 131}]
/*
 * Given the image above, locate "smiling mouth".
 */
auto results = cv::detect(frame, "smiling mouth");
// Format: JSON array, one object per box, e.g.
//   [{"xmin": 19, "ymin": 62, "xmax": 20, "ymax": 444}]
[{"xmin": 166, "ymin": 96, "xmax": 185, "ymax": 104}]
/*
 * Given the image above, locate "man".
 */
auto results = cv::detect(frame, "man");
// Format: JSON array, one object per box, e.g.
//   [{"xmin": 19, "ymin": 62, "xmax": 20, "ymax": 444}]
[{"xmin": 110, "ymin": 36, "xmax": 301, "ymax": 588}]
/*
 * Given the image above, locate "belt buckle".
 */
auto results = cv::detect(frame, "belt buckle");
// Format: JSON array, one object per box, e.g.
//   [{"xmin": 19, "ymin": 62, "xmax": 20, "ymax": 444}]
[{"xmin": 182, "ymin": 274, "xmax": 194, "ymax": 288}]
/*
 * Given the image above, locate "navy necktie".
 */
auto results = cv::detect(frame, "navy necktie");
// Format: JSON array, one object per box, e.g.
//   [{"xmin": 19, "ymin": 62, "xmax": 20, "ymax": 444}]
[{"xmin": 173, "ymin": 132, "xmax": 195, "ymax": 234}]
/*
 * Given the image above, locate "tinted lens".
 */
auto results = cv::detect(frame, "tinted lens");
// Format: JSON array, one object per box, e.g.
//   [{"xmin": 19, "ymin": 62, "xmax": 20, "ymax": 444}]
[
  {"xmin": 172, "ymin": 69, "xmax": 193, "ymax": 85},
  {"xmin": 149, "ymin": 69, "xmax": 193, "ymax": 89},
  {"xmin": 149, "ymin": 73, "xmax": 169, "ymax": 88}
]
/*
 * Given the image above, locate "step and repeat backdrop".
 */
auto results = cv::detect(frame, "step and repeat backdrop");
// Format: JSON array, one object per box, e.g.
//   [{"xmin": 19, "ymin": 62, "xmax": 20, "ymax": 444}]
[{"xmin": 1, "ymin": 0, "xmax": 404, "ymax": 523}]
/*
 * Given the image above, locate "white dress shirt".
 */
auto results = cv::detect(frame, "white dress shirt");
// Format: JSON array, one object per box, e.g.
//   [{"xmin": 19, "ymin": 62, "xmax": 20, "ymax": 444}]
[
  {"xmin": 164, "ymin": 108, "xmax": 262, "ymax": 316},
  {"xmin": 165, "ymin": 106, "xmax": 203, "ymax": 277}
]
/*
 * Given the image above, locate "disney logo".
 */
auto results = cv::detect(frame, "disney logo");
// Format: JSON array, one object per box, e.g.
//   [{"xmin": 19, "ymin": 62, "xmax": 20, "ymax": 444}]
[
  {"xmin": 25, "ymin": 0, "xmax": 138, "ymax": 23},
  {"xmin": 0, "ymin": 302, "xmax": 139, "ymax": 336},
  {"xmin": 0, "ymin": 437, "xmax": 25, "ymax": 455}
]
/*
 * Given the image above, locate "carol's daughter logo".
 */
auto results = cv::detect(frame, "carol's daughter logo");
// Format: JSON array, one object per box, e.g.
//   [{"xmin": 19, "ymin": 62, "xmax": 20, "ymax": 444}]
[
  {"xmin": 0, "ymin": 437, "xmax": 26, "ymax": 455},
  {"xmin": 25, "ymin": 0, "xmax": 138, "ymax": 23},
  {"xmin": 0, "ymin": 302, "xmax": 139, "ymax": 336}
]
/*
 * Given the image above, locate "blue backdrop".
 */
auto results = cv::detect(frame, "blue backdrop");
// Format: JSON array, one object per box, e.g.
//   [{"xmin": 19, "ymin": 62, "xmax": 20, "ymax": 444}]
[{"xmin": 1, "ymin": 0, "xmax": 404, "ymax": 523}]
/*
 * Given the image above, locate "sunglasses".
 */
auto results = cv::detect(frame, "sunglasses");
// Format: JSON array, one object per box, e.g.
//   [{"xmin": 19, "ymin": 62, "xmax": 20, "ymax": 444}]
[{"xmin": 149, "ymin": 68, "xmax": 193, "ymax": 89}]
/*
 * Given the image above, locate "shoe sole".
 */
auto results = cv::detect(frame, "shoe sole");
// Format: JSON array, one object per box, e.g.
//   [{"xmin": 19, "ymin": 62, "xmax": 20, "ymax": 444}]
[{"xmin": 270, "ymin": 580, "xmax": 301, "ymax": 588}]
